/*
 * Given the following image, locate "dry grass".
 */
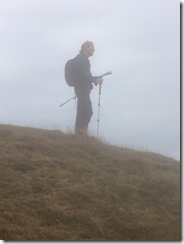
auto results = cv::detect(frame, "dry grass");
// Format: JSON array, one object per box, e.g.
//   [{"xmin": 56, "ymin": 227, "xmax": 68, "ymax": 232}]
[{"xmin": 0, "ymin": 124, "xmax": 180, "ymax": 241}]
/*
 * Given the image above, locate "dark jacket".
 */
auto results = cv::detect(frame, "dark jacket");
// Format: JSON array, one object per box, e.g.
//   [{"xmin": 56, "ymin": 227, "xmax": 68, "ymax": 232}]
[{"xmin": 74, "ymin": 52, "xmax": 95, "ymax": 92}]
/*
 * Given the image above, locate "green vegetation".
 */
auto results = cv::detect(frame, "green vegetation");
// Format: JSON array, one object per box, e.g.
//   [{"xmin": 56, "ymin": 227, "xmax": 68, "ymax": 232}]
[{"xmin": 0, "ymin": 125, "xmax": 180, "ymax": 240}]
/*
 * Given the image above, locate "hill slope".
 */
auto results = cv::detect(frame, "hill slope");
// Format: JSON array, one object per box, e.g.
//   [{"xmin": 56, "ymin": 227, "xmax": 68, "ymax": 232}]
[{"xmin": 0, "ymin": 124, "xmax": 180, "ymax": 241}]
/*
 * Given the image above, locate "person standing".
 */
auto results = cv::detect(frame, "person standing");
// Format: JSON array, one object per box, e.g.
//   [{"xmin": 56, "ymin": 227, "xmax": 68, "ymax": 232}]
[{"xmin": 73, "ymin": 41, "xmax": 103, "ymax": 135}]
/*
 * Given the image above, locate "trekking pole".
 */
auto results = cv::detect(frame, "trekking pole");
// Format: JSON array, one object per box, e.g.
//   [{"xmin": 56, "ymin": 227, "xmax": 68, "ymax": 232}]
[
  {"xmin": 96, "ymin": 70, "xmax": 112, "ymax": 138},
  {"xmin": 59, "ymin": 96, "xmax": 76, "ymax": 108},
  {"xmin": 97, "ymin": 83, "xmax": 102, "ymax": 138}
]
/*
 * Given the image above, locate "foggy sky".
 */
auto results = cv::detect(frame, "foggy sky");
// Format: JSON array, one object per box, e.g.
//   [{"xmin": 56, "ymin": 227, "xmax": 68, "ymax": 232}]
[{"xmin": 0, "ymin": 0, "xmax": 180, "ymax": 160}]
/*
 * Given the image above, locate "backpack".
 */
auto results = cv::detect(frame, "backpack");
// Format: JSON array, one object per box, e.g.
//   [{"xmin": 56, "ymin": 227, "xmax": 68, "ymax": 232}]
[{"xmin": 64, "ymin": 57, "xmax": 77, "ymax": 87}]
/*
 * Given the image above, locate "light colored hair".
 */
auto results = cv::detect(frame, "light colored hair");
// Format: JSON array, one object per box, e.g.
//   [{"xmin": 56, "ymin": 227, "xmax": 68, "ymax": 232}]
[{"xmin": 80, "ymin": 41, "xmax": 94, "ymax": 52}]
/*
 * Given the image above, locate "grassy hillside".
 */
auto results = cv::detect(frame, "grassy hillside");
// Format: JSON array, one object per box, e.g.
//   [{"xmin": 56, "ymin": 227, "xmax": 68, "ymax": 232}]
[{"xmin": 0, "ymin": 124, "xmax": 180, "ymax": 241}]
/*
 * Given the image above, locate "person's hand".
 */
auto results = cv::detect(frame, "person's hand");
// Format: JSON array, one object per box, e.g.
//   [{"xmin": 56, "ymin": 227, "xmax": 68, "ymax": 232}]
[{"xmin": 96, "ymin": 77, "xmax": 103, "ymax": 85}]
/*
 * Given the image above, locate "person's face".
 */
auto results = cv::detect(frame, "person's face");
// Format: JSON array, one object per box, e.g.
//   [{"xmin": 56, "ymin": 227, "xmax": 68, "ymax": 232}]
[{"xmin": 86, "ymin": 43, "xmax": 95, "ymax": 57}]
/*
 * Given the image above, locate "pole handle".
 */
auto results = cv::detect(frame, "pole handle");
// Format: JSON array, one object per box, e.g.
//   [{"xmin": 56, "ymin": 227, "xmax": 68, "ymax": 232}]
[{"xmin": 99, "ymin": 83, "xmax": 102, "ymax": 95}]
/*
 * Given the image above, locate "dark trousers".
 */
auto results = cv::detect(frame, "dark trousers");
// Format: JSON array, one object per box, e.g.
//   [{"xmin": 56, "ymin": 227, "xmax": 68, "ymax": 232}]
[{"xmin": 75, "ymin": 89, "xmax": 93, "ymax": 134}]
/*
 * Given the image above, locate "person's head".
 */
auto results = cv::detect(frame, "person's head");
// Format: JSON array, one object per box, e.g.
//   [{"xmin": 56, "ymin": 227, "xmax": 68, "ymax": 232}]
[{"xmin": 80, "ymin": 41, "xmax": 95, "ymax": 57}]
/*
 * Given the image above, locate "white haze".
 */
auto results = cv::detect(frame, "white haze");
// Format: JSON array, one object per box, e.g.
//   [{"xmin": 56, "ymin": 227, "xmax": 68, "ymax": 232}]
[{"xmin": 0, "ymin": 0, "xmax": 180, "ymax": 160}]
